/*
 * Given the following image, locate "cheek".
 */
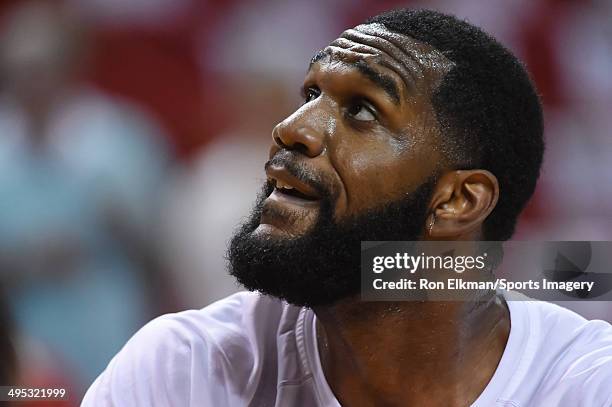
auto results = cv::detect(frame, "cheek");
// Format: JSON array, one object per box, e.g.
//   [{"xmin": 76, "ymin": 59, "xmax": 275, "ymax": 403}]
[{"xmin": 332, "ymin": 134, "xmax": 437, "ymax": 216}]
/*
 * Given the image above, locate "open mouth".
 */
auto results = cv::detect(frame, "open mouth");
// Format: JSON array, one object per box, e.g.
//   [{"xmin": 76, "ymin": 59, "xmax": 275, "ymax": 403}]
[
  {"xmin": 274, "ymin": 180, "xmax": 319, "ymax": 201},
  {"xmin": 265, "ymin": 164, "xmax": 322, "ymax": 205},
  {"xmin": 258, "ymin": 166, "xmax": 322, "ymax": 233}
]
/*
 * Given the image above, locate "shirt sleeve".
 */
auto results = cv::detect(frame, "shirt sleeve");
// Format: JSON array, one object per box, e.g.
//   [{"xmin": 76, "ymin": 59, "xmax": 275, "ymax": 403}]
[
  {"xmin": 81, "ymin": 292, "xmax": 274, "ymax": 407},
  {"xmin": 81, "ymin": 313, "xmax": 206, "ymax": 407},
  {"xmin": 81, "ymin": 294, "xmax": 255, "ymax": 407}
]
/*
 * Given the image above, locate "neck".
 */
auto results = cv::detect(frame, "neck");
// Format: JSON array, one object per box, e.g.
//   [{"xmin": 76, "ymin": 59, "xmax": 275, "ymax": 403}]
[{"xmin": 313, "ymin": 294, "xmax": 509, "ymax": 407}]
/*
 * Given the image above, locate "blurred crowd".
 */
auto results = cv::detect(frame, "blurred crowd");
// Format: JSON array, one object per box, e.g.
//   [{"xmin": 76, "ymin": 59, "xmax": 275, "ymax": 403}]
[{"xmin": 0, "ymin": 0, "xmax": 610, "ymax": 402}]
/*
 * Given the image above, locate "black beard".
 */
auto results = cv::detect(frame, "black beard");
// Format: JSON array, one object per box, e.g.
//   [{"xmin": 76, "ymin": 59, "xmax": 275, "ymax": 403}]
[{"xmin": 227, "ymin": 178, "xmax": 436, "ymax": 308}]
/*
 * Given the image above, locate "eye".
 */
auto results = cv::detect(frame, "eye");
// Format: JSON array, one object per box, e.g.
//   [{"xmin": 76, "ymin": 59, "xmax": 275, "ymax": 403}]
[
  {"xmin": 303, "ymin": 86, "xmax": 320, "ymax": 103},
  {"xmin": 347, "ymin": 101, "xmax": 376, "ymax": 122}
]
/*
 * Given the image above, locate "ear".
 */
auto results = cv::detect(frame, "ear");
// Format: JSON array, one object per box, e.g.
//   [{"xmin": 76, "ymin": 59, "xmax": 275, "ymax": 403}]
[{"xmin": 426, "ymin": 170, "xmax": 499, "ymax": 239}]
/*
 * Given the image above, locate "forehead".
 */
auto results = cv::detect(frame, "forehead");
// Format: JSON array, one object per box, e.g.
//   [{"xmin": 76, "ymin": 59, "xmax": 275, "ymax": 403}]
[{"xmin": 310, "ymin": 23, "xmax": 454, "ymax": 99}]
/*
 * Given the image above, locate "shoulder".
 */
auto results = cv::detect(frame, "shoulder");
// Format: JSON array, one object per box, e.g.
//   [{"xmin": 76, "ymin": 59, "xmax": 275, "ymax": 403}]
[
  {"xmin": 82, "ymin": 292, "xmax": 286, "ymax": 406},
  {"xmin": 525, "ymin": 299, "xmax": 612, "ymax": 351},
  {"xmin": 110, "ymin": 290, "xmax": 280, "ymax": 359},
  {"xmin": 519, "ymin": 300, "xmax": 612, "ymax": 406}
]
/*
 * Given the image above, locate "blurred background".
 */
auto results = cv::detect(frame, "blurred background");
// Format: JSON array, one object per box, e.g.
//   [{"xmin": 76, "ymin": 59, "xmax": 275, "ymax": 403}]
[{"xmin": 0, "ymin": 0, "xmax": 610, "ymax": 403}]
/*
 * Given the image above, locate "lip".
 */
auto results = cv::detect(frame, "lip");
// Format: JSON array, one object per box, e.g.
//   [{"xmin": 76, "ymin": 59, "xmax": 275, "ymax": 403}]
[
  {"xmin": 266, "ymin": 188, "xmax": 321, "ymax": 208},
  {"xmin": 258, "ymin": 164, "xmax": 322, "ymax": 234},
  {"xmin": 265, "ymin": 164, "xmax": 321, "ymax": 202}
]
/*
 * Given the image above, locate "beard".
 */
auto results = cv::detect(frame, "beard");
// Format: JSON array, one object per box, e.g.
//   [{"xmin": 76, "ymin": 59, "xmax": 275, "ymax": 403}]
[{"xmin": 228, "ymin": 174, "xmax": 437, "ymax": 308}]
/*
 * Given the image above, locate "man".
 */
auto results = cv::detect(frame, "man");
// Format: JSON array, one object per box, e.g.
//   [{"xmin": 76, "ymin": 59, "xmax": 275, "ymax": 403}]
[{"xmin": 83, "ymin": 9, "xmax": 612, "ymax": 407}]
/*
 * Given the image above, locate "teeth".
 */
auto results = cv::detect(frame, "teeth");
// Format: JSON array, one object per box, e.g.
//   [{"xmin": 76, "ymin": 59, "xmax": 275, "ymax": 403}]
[{"xmin": 276, "ymin": 180, "xmax": 294, "ymax": 190}]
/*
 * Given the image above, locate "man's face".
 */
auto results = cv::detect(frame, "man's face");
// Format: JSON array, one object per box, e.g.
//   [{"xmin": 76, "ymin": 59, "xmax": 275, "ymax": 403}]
[
  {"xmin": 255, "ymin": 23, "xmax": 453, "ymax": 239},
  {"xmin": 229, "ymin": 24, "xmax": 454, "ymax": 307}
]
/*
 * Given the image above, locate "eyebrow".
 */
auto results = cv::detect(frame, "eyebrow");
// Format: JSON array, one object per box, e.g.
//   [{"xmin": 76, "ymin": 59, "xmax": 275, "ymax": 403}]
[
  {"xmin": 353, "ymin": 60, "xmax": 401, "ymax": 105},
  {"xmin": 308, "ymin": 49, "xmax": 402, "ymax": 105}
]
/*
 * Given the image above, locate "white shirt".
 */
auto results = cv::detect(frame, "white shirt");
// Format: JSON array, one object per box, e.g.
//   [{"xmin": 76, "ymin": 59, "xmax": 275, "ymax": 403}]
[{"xmin": 82, "ymin": 291, "xmax": 612, "ymax": 406}]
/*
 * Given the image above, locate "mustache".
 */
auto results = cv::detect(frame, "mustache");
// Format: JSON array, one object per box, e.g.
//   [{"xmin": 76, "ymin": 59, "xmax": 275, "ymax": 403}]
[{"xmin": 264, "ymin": 150, "xmax": 333, "ymax": 199}]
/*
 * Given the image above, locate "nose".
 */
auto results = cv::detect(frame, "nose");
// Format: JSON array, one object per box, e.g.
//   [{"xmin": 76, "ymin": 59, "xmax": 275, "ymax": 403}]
[{"xmin": 271, "ymin": 121, "xmax": 325, "ymax": 158}]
